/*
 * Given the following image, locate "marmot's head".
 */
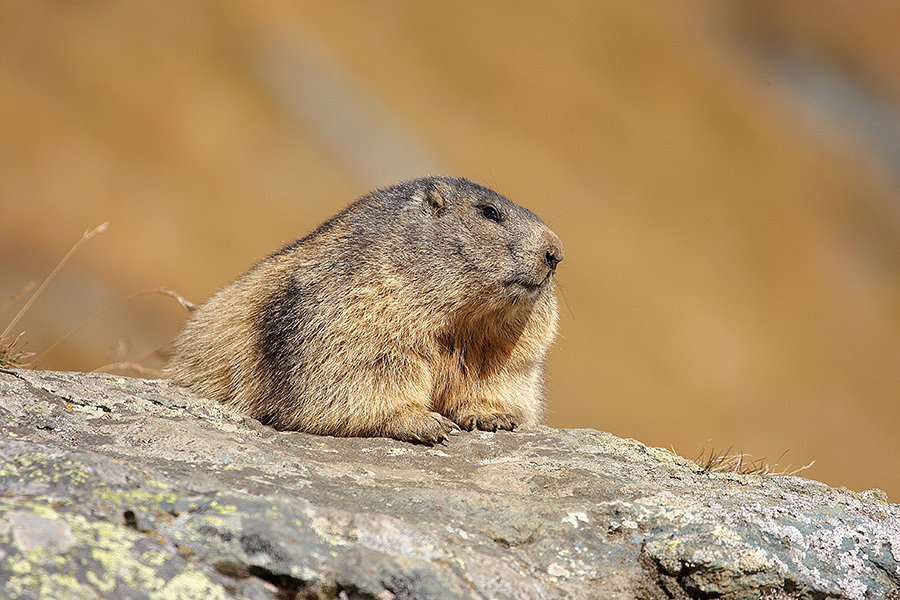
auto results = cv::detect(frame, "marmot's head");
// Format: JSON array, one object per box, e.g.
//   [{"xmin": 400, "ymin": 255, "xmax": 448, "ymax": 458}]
[{"xmin": 398, "ymin": 177, "xmax": 564, "ymax": 305}]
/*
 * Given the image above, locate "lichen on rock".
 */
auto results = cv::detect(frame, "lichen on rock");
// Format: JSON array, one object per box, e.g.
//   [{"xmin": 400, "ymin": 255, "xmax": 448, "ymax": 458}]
[{"xmin": 0, "ymin": 368, "xmax": 898, "ymax": 599}]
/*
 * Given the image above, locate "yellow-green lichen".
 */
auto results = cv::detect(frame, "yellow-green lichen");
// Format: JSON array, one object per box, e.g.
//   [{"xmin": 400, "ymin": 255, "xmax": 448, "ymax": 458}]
[
  {"xmin": 6, "ymin": 570, "xmax": 93, "ymax": 600},
  {"xmin": 148, "ymin": 566, "xmax": 229, "ymax": 600},
  {"xmin": 48, "ymin": 459, "xmax": 91, "ymax": 485},
  {"xmin": 144, "ymin": 479, "xmax": 172, "ymax": 491},
  {"xmin": 200, "ymin": 514, "xmax": 230, "ymax": 529},
  {"xmin": 87, "ymin": 544, "xmax": 156, "ymax": 593},
  {"xmin": 85, "ymin": 566, "xmax": 116, "ymax": 594},
  {"xmin": 93, "ymin": 487, "xmax": 180, "ymax": 510},
  {"xmin": 11, "ymin": 455, "xmax": 36, "ymax": 469},
  {"xmin": 209, "ymin": 500, "xmax": 238, "ymax": 515},
  {"xmin": 2, "ymin": 454, "xmax": 94, "ymax": 487},
  {"xmin": 3, "ymin": 504, "xmax": 172, "ymax": 598},
  {"xmin": 7, "ymin": 553, "xmax": 34, "ymax": 576},
  {"xmin": 646, "ymin": 446, "xmax": 684, "ymax": 465},
  {"xmin": 141, "ymin": 549, "xmax": 168, "ymax": 567},
  {"xmin": 28, "ymin": 503, "xmax": 63, "ymax": 520},
  {"xmin": 5, "ymin": 548, "xmax": 90, "ymax": 600},
  {"xmin": 0, "ymin": 462, "xmax": 21, "ymax": 478},
  {"xmin": 80, "ymin": 517, "xmax": 164, "ymax": 592}
]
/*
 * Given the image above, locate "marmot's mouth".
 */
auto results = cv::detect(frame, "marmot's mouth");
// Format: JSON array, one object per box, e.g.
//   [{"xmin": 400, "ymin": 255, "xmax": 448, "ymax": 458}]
[{"xmin": 506, "ymin": 272, "xmax": 552, "ymax": 292}]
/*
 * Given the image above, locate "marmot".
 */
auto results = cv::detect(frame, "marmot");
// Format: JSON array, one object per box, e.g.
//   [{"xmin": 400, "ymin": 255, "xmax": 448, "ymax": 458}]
[{"xmin": 168, "ymin": 176, "xmax": 563, "ymax": 444}]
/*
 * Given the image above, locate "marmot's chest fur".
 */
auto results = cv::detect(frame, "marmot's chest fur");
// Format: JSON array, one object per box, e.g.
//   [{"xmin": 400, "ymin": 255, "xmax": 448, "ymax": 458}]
[{"xmin": 168, "ymin": 176, "xmax": 564, "ymax": 444}]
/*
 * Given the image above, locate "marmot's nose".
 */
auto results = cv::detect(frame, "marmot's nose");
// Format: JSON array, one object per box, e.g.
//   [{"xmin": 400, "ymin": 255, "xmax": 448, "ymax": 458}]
[{"xmin": 545, "ymin": 244, "xmax": 564, "ymax": 270}]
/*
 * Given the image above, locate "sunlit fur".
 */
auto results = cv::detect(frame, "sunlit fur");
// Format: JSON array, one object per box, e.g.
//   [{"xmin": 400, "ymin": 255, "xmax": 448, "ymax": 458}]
[{"xmin": 168, "ymin": 176, "xmax": 563, "ymax": 444}]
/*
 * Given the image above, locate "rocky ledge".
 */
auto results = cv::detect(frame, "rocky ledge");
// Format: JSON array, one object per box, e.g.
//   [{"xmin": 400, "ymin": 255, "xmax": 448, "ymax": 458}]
[{"xmin": 0, "ymin": 368, "xmax": 897, "ymax": 599}]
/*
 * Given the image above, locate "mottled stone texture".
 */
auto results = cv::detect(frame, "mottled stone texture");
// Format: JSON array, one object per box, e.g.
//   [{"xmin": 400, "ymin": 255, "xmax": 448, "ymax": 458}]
[{"xmin": 0, "ymin": 368, "xmax": 898, "ymax": 599}]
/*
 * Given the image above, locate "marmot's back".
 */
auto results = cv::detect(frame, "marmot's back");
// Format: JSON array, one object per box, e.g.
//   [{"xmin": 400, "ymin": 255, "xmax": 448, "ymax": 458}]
[{"xmin": 168, "ymin": 176, "xmax": 563, "ymax": 444}]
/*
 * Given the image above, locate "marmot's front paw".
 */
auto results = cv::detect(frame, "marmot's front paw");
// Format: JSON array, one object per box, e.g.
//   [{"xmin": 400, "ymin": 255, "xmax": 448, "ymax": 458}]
[
  {"xmin": 386, "ymin": 411, "xmax": 460, "ymax": 445},
  {"xmin": 456, "ymin": 412, "xmax": 518, "ymax": 432}
]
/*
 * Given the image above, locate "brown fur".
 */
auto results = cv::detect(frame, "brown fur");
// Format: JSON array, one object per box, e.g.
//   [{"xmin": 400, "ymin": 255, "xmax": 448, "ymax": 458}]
[{"xmin": 167, "ymin": 176, "xmax": 563, "ymax": 444}]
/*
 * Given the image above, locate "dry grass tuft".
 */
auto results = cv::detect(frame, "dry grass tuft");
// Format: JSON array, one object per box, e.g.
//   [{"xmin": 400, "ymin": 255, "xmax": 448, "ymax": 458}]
[
  {"xmin": 0, "ymin": 331, "xmax": 33, "ymax": 368},
  {"xmin": 694, "ymin": 446, "xmax": 815, "ymax": 477}
]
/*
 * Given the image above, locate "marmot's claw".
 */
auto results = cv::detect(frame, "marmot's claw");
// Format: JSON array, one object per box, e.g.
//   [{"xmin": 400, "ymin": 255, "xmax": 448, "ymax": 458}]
[
  {"xmin": 456, "ymin": 412, "xmax": 519, "ymax": 433},
  {"xmin": 391, "ymin": 412, "xmax": 457, "ymax": 445}
]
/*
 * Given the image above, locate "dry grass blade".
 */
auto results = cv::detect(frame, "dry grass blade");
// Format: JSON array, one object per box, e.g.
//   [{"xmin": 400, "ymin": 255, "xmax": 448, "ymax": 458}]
[
  {"xmin": 779, "ymin": 461, "xmax": 816, "ymax": 477},
  {"xmin": 160, "ymin": 288, "xmax": 197, "ymax": 313},
  {"xmin": 1, "ymin": 222, "xmax": 109, "ymax": 341},
  {"xmin": 1, "ymin": 283, "xmax": 38, "ymax": 367},
  {"xmin": 91, "ymin": 362, "xmax": 163, "ymax": 377}
]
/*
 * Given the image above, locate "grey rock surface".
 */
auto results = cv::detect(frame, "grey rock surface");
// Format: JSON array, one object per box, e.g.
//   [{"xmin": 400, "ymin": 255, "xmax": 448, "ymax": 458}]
[{"xmin": 0, "ymin": 368, "xmax": 897, "ymax": 599}]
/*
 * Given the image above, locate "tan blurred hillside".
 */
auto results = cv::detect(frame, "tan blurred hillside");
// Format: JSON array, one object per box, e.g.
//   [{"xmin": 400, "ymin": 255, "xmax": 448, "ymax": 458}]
[{"xmin": 2, "ymin": 1, "xmax": 899, "ymax": 499}]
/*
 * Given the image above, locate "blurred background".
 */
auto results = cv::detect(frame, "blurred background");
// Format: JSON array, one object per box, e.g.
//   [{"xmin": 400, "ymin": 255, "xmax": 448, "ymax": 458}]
[{"xmin": 2, "ymin": 2, "xmax": 899, "ymax": 499}]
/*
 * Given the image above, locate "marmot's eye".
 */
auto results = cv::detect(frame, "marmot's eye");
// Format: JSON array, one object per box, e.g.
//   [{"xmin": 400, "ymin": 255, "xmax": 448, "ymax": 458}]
[{"xmin": 481, "ymin": 205, "xmax": 501, "ymax": 222}]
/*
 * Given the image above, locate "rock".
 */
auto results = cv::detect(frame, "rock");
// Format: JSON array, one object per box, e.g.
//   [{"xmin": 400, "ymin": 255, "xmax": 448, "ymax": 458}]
[{"xmin": 0, "ymin": 368, "xmax": 897, "ymax": 599}]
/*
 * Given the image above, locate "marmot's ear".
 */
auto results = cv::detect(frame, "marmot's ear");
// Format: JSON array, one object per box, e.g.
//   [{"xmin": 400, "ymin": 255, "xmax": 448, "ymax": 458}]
[{"xmin": 413, "ymin": 180, "xmax": 447, "ymax": 212}]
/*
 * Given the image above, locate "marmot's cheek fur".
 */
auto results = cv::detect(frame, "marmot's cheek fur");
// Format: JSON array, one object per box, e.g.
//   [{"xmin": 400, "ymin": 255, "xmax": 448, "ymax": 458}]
[{"xmin": 167, "ymin": 176, "xmax": 564, "ymax": 445}]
